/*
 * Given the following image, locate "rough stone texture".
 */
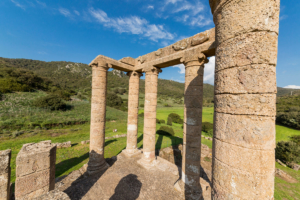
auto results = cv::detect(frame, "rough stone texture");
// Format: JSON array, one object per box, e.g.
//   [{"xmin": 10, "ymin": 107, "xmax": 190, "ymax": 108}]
[
  {"xmin": 33, "ymin": 190, "xmax": 70, "ymax": 200},
  {"xmin": 138, "ymin": 67, "xmax": 161, "ymax": 169},
  {"xmin": 181, "ymin": 53, "xmax": 208, "ymax": 199},
  {"xmin": 0, "ymin": 149, "xmax": 11, "ymax": 200},
  {"xmin": 57, "ymin": 154, "xmax": 183, "ymax": 200},
  {"xmin": 123, "ymin": 71, "xmax": 143, "ymax": 157},
  {"xmin": 54, "ymin": 141, "xmax": 71, "ymax": 149},
  {"xmin": 210, "ymin": 0, "xmax": 280, "ymax": 45},
  {"xmin": 88, "ymin": 63, "xmax": 110, "ymax": 175},
  {"xmin": 275, "ymin": 169, "xmax": 298, "ymax": 183},
  {"xmin": 287, "ymin": 162, "xmax": 300, "ymax": 171},
  {"xmin": 211, "ymin": 0, "xmax": 280, "ymax": 199},
  {"xmin": 15, "ymin": 141, "xmax": 56, "ymax": 200},
  {"xmin": 276, "ymin": 159, "xmax": 286, "ymax": 167}
]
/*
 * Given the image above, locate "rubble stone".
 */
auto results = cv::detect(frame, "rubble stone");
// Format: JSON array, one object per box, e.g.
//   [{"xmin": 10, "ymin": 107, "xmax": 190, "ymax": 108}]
[{"xmin": 0, "ymin": 149, "xmax": 11, "ymax": 200}]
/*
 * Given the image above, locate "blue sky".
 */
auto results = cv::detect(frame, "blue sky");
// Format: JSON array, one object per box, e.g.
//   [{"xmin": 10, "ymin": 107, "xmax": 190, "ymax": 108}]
[{"xmin": 0, "ymin": 0, "xmax": 299, "ymax": 88}]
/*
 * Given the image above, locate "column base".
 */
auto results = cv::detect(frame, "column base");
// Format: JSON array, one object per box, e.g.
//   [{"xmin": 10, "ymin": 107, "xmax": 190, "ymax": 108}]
[
  {"xmin": 122, "ymin": 149, "xmax": 142, "ymax": 158},
  {"xmin": 86, "ymin": 161, "xmax": 109, "ymax": 176},
  {"xmin": 174, "ymin": 179, "xmax": 203, "ymax": 200},
  {"xmin": 137, "ymin": 157, "xmax": 157, "ymax": 170}
]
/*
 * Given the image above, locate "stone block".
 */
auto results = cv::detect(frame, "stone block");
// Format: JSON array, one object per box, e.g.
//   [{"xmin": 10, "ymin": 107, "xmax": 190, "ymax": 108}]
[
  {"xmin": 183, "ymin": 125, "xmax": 201, "ymax": 137},
  {"xmin": 216, "ymin": 32, "xmax": 278, "ymax": 71},
  {"xmin": 215, "ymin": 94, "xmax": 276, "ymax": 116},
  {"xmin": 214, "ymin": 138, "xmax": 275, "ymax": 174},
  {"xmin": 184, "ymin": 108, "xmax": 202, "ymax": 126},
  {"xmin": 184, "ymin": 85, "xmax": 203, "ymax": 96},
  {"xmin": 185, "ymin": 75, "xmax": 204, "ymax": 87},
  {"xmin": 214, "ymin": 112, "xmax": 276, "ymax": 150},
  {"xmin": 213, "ymin": 0, "xmax": 280, "ymax": 45},
  {"xmin": 0, "ymin": 149, "xmax": 11, "ymax": 200},
  {"xmin": 32, "ymin": 190, "xmax": 70, "ymax": 200},
  {"xmin": 212, "ymin": 159, "xmax": 274, "ymax": 199},
  {"xmin": 15, "ymin": 141, "xmax": 56, "ymax": 200},
  {"xmin": 215, "ymin": 64, "xmax": 277, "ymax": 94}
]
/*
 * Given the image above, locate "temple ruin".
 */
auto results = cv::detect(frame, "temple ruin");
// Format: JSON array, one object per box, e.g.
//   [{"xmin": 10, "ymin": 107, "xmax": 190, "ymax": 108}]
[{"xmin": 0, "ymin": 0, "xmax": 280, "ymax": 199}]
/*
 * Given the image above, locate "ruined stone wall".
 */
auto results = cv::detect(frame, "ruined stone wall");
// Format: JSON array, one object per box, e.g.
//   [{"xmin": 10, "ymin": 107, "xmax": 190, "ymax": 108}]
[
  {"xmin": 0, "ymin": 150, "xmax": 11, "ymax": 200},
  {"xmin": 210, "ymin": 0, "xmax": 280, "ymax": 199}
]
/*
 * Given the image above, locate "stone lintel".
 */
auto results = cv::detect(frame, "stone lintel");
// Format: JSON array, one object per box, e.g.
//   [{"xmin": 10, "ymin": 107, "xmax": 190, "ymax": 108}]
[
  {"xmin": 89, "ymin": 55, "xmax": 134, "ymax": 72},
  {"xmin": 119, "ymin": 57, "xmax": 136, "ymax": 66}
]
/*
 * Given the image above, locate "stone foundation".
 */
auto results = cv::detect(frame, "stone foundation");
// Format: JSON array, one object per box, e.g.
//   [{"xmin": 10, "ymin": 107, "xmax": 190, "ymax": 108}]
[{"xmin": 15, "ymin": 140, "xmax": 56, "ymax": 200}]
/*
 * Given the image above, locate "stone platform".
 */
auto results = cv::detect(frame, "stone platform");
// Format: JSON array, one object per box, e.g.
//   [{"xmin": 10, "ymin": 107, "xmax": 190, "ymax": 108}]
[{"xmin": 56, "ymin": 153, "xmax": 184, "ymax": 200}]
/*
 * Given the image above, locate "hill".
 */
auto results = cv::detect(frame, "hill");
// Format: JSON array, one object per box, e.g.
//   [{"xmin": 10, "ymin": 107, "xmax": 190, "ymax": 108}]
[
  {"xmin": 0, "ymin": 57, "xmax": 214, "ymax": 102},
  {"xmin": 277, "ymin": 94, "xmax": 300, "ymax": 129}
]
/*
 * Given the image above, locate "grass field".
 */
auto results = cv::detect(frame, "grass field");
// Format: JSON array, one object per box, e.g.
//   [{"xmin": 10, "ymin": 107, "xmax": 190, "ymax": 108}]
[{"xmin": 1, "ymin": 103, "xmax": 300, "ymax": 198}]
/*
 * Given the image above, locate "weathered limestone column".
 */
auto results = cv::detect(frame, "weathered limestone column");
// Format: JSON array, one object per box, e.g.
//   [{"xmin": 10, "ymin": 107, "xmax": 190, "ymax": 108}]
[
  {"xmin": 15, "ymin": 141, "xmax": 56, "ymax": 200},
  {"xmin": 137, "ymin": 66, "xmax": 162, "ymax": 169},
  {"xmin": 88, "ymin": 60, "xmax": 110, "ymax": 174},
  {"xmin": 0, "ymin": 149, "xmax": 11, "ymax": 200},
  {"xmin": 123, "ymin": 71, "xmax": 143, "ymax": 157},
  {"xmin": 181, "ymin": 52, "xmax": 208, "ymax": 199},
  {"xmin": 209, "ymin": 0, "xmax": 280, "ymax": 199}
]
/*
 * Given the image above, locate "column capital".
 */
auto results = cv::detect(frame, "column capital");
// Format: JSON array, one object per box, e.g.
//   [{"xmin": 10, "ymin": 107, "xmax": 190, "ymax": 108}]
[
  {"xmin": 126, "ymin": 71, "xmax": 143, "ymax": 78},
  {"xmin": 180, "ymin": 53, "xmax": 209, "ymax": 68},
  {"xmin": 142, "ymin": 66, "xmax": 162, "ymax": 75},
  {"xmin": 89, "ymin": 59, "xmax": 110, "ymax": 71}
]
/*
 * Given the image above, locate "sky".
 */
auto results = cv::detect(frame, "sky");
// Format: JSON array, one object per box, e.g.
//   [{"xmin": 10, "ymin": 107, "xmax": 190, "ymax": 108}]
[{"xmin": 0, "ymin": 0, "xmax": 299, "ymax": 88}]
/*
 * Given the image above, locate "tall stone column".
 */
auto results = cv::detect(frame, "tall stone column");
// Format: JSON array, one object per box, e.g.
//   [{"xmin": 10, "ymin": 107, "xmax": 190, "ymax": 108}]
[
  {"xmin": 123, "ymin": 71, "xmax": 143, "ymax": 157},
  {"xmin": 209, "ymin": 0, "xmax": 280, "ymax": 199},
  {"xmin": 137, "ymin": 66, "xmax": 162, "ymax": 169},
  {"xmin": 181, "ymin": 52, "xmax": 208, "ymax": 199},
  {"xmin": 0, "ymin": 149, "xmax": 11, "ymax": 200},
  {"xmin": 88, "ymin": 60, "xmax": 110, "ymax": 175}
]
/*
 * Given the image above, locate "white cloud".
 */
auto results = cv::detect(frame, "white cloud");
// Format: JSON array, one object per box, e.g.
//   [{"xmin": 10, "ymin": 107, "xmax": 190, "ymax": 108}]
[
  {"xmin": 10, "ymin": 0, "xmax": 25, "ymax": 10},
  {"xmin": 147, "ymin": 5, "xmax": 154, "ymax": 9},
  {"xmin": 35, "ymin": 0, "xmax": 46, "ymax": 8},
  {"xmin": 280, "ymin": 15, "xmax": 288, "ymax": 21},
  {"xmin": 204, "ymin": 56, "xmax": 215, "ymax": 85},
  {"xmin": 59, "ymin": 8, "xmax": 72, "ymax": 18},
  {"xmin": 74, "ymin": 10, "xmax": 80, "ymax": 16},
  {"xmin": 284, "ymin": 85, "xmax": 300, "ymax": 89},
  {"xmin": 173, "ymin": 64, "xmax": 185, "ymax": 74},
  {"xmin": 89, "ymin": 8, "xmax": 175, "ymax": 41}
]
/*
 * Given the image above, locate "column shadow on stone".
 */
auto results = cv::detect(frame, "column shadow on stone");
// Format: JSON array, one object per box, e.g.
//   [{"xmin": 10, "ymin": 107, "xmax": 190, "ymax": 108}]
[{"xmin": 109, "ymin": 174, "xmax": 142, "ymax": 200}]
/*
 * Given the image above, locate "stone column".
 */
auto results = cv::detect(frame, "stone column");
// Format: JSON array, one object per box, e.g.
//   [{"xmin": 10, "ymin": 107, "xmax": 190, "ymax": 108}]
[
  {"xmin": 123, "ymin": 71, "xmax": 143, "ymax": 157},
  {"xmin": 0, "ymin": 149, "xmax": 11, "ymax": 200},
  {"xmin": 181, "ymin": 53, "xmax": 208, "ymax": 199},
  {"xmin": 137, "ymin": 66, "xmax": 162, "ymax": 169},
  {"xmin": 209, "ymin": 0, "xmax": 280, "ymax": 199},
  {"xmin": 15, "ymin": 141, "xmax": 56, "ymax": 200},
  {"xmin": 88, "ymin": 60, "xmax": 110, "ymax": 175}
]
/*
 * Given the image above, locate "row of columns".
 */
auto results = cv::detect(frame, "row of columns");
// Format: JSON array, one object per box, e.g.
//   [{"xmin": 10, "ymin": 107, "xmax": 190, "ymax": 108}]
[{"xmin": 88, "ymin": 56, "xmax": 207, "ymax": 199}]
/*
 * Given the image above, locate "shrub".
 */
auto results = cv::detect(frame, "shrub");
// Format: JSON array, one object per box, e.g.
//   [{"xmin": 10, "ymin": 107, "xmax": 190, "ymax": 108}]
[
  {"xmin": 205, "ymin": 129, "xmax": 213, "ymax": 137},
  {"xmin": 0, "ymin": 92, "xmax": 3, "ymax": 101},
  {"xmin": 168, "ymin": 113, "xmax": 183, "ymax": 124},
  {"xmin": 33, "ymin": 95, "xmax": 67, "ymax": 111},
  {"xmin": 53, "ymin": 90, "xmax": 72, "ymax": 101},
  {"xmin": 202, "ymin": 122, "xmax": 213, "ymax": 133},
  {"xmin": 167, "ymin": 117, "xmax": 172, "ymax": 126},
  {"xmin": 156, "ymin": 119, "xmax": 160, "ymax": 124},
  {"xmin": 157, "ymin": 126, "xmax": 175, "ymax": 136},
  {"xmin": 164, "ymin": 103, "xmax": 171, "ymax": 107},
  {"xmin": 275, "ymin": 141, "xmax": 300, "ymax": 163},
  {"xmin": 138, "ymin": 112, "xmax": 144, "ymax": 118},
  {"xmin": 12, "ymin": 130, "xmax": 25, "ymax": 137},
  {"xmin": 106, "ymin": 92, "xmax": 123, "ymax": 107},
  {"xmin": 160, "ymin": 119, "xmax": 165, "ymax": 124},
  {"xmin": 140, "ymin": 104, "xmax": 144, "ymax": 108},
  {"xmin": 290, "ymin": 135, "xmax": 300, "ymax": 145}
]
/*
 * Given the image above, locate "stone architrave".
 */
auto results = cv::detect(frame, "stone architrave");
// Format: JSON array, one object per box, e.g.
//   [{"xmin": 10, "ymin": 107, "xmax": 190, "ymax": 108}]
[
  {"xmin": 0, "ymin": 149, "xmax": 11, "ymax": 200},
  {"xmin": 87, "ymin": 60, "xmax": 110, "ymax": 175},
  {"xmin": 209, "ymin": 0, "xmax": 280, "ymax": 199},
  {"xmin": 123, "ymin": 71, "xmax": 143, "ymax": 157},
  {"xmin": 137, "ymin": 66, "xmax": 162, "ymax": 169},
  {"xmin": 15, "ymin": 141, "xmax": 56, "ymax": 200},
  {"xmin": 181, "ymin": 52, "xmax": 208, "ymax": 199}
]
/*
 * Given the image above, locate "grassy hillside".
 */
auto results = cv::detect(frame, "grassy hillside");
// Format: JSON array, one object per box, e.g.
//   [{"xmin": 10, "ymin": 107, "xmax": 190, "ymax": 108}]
[{"xmin": 277, "ymin": 94, "xmax": 300, "ymax": 129}]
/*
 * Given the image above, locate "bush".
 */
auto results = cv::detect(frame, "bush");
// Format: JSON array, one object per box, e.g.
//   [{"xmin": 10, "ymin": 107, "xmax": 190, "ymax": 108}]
[
  {"xmin": 33, "ymin": 95, "xmax": 67, "ymax": 111},
  {"xmin": 202, "ymin": 122, "xmax": 213, "ymax": 133},
  {"xmin": 157, "ymin": 126, "xmax": 175, "ymax": 136},
  {"xmin": 167, "ymin": 117, "xmax": 172, "ymax": 126},
  {"xmin": 0, "ymin": 92, "xmax": 3, "ymax": 101},
  {"xmin": 53, "ymin": 90, "xmax": 72, "ymax": 101},
  {"xmin": 106, "ymin": 92, "xmax": 123, "ymax": 107},
  {"xmin": 140, "ymin": 104, "xmax": 144, "ymax": 108},
  {"xmin": 160, "ymin": 119, "xmax": 165, "ymax": 124},
  {"xmin": 168, "ymin": 113, "xmax": 183, "ymax": 124},
  {"xmin": 275, "ymin": 141, "xmax": 300, "ymax": 163},
  {"xmin": 156, "ymin": 119, "xmax": 160, "ymax": 124},
  {"xmin": 205, "ymin": 129, "xmax": 213, "ymax": 137},
  {"xmin": 164, "ymin": 103, "xmax": 171, "ymax": 107},
  {"xmin": 138, "ymin": 112, "xmax": 144, "ymax": 118},
  {"xmin": 290, "ymin": 135, "xmax": 300, "ymax": 145}
]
